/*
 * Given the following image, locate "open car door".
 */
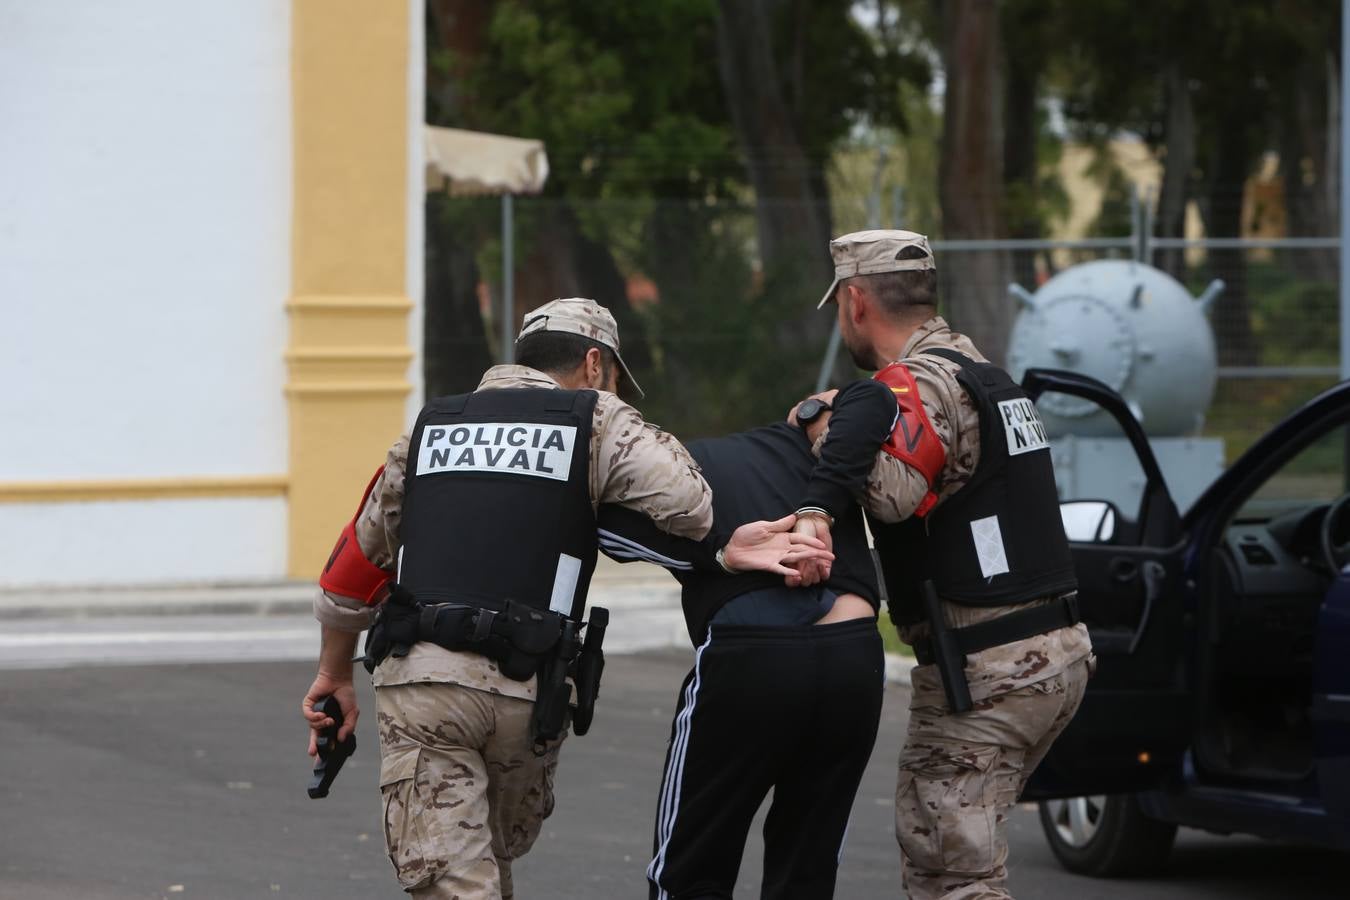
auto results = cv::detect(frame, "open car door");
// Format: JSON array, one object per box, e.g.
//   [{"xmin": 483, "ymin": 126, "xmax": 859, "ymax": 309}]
[
  {"xmin": 1178, "ymin": 381, "xmax": 1350, "ymax": 820},
  {"xmin": 1313, "ymin": 565, "xmax": 1350, "ymax": 822},
  {"xmin": 1019, "ymin": 368, "xmax": 1192, "ymax": 800}
]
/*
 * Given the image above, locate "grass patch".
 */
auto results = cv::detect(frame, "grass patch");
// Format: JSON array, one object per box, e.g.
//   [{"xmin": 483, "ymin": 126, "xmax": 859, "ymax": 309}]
[{"xmin": 877, "ymin": 614, "xmax": 913, "ymax": 657}]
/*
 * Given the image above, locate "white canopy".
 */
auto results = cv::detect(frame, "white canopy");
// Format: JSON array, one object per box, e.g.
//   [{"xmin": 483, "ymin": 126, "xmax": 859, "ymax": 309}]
[{"xmin": 424, "ymin": 126, "xmax": 550, "ymax": 196}]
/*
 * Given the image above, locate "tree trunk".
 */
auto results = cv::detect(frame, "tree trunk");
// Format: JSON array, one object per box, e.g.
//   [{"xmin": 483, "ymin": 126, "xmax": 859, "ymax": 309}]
[
  {"xmin": 1002, "ymin": 37, "xmax": 1040, "ymax": 291},
  {"xmin": 641, "ymin": 200, "xmax": 724, "ymax": 426},
  {"xmin": 508, "ymin": 203, "xmax": 653, "ymax": 374},
  {"xmin": 424, "ymin": 194, "xmax": 493, "ymax": 396},
  {"xmin": 713, "ymin": 0, "xmax": 834, "ymax": 368},
  {"xmin": 938, "ymin": 0, "xmax": 1012, "ymax": 366},
  {"xmin": 571, "ymin": 220, "xmax": 654, "ymax": 377},
  {"xmin": 1205, "ymin": 111, "xmax": 1258, "ymax": 366},
  {"xmin": 1156, "ymin": 63, "xmax": 1196, "ymax": 279},
  {"xmin": 426, "ymin": 0, "xmax": 491, "ymax": 123},
  {"xmin": 423, "ymin": 0, "xmax": 495, "ymax": 394},
  {"xmin": 1280, "ymin": 50, "xmax": 1337, "ymax": 282}
]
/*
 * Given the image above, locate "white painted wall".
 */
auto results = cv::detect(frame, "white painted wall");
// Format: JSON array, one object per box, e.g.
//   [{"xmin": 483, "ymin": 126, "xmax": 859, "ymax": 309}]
[
  {"xmin": 0, "ymin": 498, "xmax": 288, "ymax": 586},
  {"xmin": 0, "ymin": 1, "xmax": 291, "ymax": 584}
]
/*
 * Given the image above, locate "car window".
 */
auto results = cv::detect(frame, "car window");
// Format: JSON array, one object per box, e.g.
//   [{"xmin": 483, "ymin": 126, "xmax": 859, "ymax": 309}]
[
  {"xmin": 1036, "ymin": 391, "xmax": 1147, "ymax": 526},
  {"xmin": 1237, "ymin": 424, "xmax": 1350, "ymax": 521}
]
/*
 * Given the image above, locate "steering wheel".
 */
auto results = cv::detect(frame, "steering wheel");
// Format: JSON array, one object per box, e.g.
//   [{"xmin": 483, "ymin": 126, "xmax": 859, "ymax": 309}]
[{"xmin": 1320, "ymin": 492, "xmax": 1350, "ymax": 572}]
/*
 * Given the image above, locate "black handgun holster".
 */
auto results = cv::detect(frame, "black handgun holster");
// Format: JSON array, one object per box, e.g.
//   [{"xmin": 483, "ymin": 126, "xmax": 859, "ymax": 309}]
[
  {"xmin": 529, "ymin": 619, "xmax": 578, "ymax": 753},
  {"xmin": 571, "ymin": 606, "xmax": 609, "ymax": 736},
  {"xmin": 530, "ymin": 604, "xmax": 610, "ymax": 752}
]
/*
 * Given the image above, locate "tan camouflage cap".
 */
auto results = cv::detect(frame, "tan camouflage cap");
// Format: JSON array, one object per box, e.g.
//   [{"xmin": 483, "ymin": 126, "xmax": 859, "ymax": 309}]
[
  {"xmin": 817, "ymin": 229, "xmax": 936, "ymax": 308},
  {"xmin": 516, "ymin": 297, "xmax": 644, "ymax": 400}
]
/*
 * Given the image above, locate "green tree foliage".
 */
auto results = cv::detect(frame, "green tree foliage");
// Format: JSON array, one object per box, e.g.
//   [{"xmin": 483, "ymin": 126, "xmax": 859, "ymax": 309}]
[
  {"xmin": 1046, "ymin": 0, "xmax": 1339, "ymax": 364},
  {"xmin": 427, "ymin": 0, "xmax": 1340, "ymax": 424},
  {"xmin": 430, "ymin": 0, "xmax": 930, "ymax": 433}
]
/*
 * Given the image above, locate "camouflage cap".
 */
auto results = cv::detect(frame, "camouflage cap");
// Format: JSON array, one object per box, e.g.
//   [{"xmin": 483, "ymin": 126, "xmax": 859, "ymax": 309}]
[
  {"xmin": 516, "ymin": 297, "xmax": 644, "ymax": 400},
  {"xmin": 817, "ymin": 229, "xmax": 936, "ymax": 308}
]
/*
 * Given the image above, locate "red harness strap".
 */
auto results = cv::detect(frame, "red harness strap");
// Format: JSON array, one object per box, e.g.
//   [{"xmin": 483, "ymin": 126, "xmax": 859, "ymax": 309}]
[
  {"xmin": 873, "ymin": 363, "xmax": 947, "ymax": 517},
  {"xmin": 318, "ymin": 466, "xmax": 391, "ymax": 606}
]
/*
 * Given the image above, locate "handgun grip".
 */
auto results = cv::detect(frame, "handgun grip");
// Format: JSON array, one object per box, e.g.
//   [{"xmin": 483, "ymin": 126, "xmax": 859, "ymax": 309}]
[
  {"xmin": 583, "ymin": 606, "xmax": 609, "ymax": 650},
  {"xmin": 308, "ymin": 695, "xmax": 357, "ymax": 799},
  {"xmin": 572, "ymin": 607, "xmax": 609, "ymax": 736}
]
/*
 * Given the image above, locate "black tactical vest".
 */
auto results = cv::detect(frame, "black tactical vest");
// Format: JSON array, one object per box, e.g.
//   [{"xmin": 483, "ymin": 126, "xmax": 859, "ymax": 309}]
[
  {"xmin": 874, "ymin": 349, "xmax": 1077, "ymax": 626},
  {"xmin": 398, "ymin": 387, "xmax": 599, "ymax": 621}
]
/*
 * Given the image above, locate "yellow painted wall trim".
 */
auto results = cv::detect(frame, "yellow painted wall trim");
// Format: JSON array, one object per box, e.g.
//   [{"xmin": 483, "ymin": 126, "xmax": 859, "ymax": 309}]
[
  {"xmin": 287, "ymin": 294, "xmax": 413, "ymax": 312},
  {"xmin": 288, "ymin": 0, "xmax": 413, "ymax": 578},
  {"xmin": 285, "ymin": 381, "xmax": 413, "ymax": 396},
  {"xmin": 284, "ymin": 347, "xmax": 415, "ymax": 363},
  {"xmin": 0, "ymin": 475, "xmax": 289, "ymax": 504}
]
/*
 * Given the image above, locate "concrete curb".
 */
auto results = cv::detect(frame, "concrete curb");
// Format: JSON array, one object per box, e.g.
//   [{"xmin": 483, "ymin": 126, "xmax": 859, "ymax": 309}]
[
  {"xmin": 0, "ymin": 564, "xmax": 915, "ymax": 684},
  {"xmin": 0, "ymin": 581, "xmax": 317, "ymax": 620},
  {"xmin": 0, "ymin": 558, "xmax": 682, "ymax": 621},
  {"xmin": 885, "ymin": 652, "xmax": 913, "ymax": 687}
]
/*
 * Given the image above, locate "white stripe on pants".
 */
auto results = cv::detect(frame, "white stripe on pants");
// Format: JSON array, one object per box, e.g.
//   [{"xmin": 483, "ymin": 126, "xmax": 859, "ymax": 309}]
[{"xmin": 646, "ymin": 632, "xmax": 713, "ymax": 897}]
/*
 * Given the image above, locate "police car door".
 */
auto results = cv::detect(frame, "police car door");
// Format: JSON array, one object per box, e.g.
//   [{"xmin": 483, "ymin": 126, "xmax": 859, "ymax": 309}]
[
  {"xmin": 1017, "ymin": 368, "xmax": 1190, "ymax": 800},
  {"xmin": 1179, "ymin": 384, "xmax": 1350, "ymax": 820}
]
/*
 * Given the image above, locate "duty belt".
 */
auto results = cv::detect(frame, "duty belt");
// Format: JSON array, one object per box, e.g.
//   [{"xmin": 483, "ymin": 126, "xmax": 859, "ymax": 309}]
[
  {"xmin": 364, "ymin": 589, "xmax": 562, "ymax": 678},
  {"xmin": 363, "ymin": 586, "xmax": 609, "ymax": 751},
  {"xmin": 913, "ymin": 592, "xmax": 1080, "ymax": 666}
]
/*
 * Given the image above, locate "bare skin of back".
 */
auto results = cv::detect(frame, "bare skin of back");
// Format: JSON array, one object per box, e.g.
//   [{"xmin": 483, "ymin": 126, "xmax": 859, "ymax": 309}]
[{"xmin": 817, "ymin": 593, "xmax": 875, "ymax": 625}]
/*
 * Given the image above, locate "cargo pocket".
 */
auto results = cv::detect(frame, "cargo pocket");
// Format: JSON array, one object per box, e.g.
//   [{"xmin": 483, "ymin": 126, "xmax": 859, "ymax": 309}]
[
  {"xmin": 379, "ymin": 743, "xmax": 440, "ymax": 891},
  {"xmin": 895, "ymin": 744, "xmax": 1000, "ymax": 876},
  {"xmin": 497, "ymin": 733, "xmax": 565, "ymax": 860}
]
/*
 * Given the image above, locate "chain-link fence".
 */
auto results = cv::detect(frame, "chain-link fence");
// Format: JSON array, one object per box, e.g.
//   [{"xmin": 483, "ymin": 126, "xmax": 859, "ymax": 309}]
[{"xmin": 426, "ymin": 194, "xmax": 1341, "ymax": 466}]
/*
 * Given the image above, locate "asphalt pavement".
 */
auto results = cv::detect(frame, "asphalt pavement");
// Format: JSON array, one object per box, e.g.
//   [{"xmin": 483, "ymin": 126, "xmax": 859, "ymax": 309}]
[{"xmin": 0, "ymin": 644, "xmax": 1343, "ymax": 899}]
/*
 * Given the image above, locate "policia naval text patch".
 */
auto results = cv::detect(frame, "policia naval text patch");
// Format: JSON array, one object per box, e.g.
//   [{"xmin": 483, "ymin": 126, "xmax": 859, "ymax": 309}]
[
  {"xmin": 997, "ymin": 398, "xmax": 1050, "ymax": 456},
  {"xmin": 417, "ymin": 423, "xmax": 576, "ymax": 482}
]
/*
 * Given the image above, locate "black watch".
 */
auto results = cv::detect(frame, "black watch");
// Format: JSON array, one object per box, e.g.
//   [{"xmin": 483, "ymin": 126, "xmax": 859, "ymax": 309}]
[{"xmin": 796, "ymin": 397, "xmax": 832, "ymax": 426}]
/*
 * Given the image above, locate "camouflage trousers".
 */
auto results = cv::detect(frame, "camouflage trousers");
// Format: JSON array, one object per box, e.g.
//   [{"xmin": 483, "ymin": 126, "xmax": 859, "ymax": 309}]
[
  {"xmin": 895, "ymin": 657, "xmax": 1091, "ymax": 900},
  {"xmin": 375, "ymin": 682, "xmax": 566, "ymax": 899}
]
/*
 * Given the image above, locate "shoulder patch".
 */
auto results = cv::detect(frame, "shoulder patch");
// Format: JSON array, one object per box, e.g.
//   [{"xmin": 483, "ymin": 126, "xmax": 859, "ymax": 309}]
[{"xmin": 996, "ymin": 399, "xmax": 1049, "ymax": 455}]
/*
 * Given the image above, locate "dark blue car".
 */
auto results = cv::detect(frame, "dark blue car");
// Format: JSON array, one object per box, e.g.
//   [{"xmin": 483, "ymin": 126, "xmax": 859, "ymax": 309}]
[{"xmin": 1018, "ymin": 368, "xmax": 1350, "ymax": 875}]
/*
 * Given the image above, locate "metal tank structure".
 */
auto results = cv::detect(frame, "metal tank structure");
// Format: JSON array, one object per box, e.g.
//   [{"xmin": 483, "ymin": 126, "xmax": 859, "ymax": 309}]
[{"xmin": 1006, "ymin": 259, "xmax": 1226, "ymax": 514}]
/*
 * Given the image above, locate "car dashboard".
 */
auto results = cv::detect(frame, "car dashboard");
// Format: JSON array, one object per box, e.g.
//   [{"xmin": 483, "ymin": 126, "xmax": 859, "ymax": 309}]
[{"xmin": 1219, "ymin": 505, "xmax": 1327, "ymax": 663}]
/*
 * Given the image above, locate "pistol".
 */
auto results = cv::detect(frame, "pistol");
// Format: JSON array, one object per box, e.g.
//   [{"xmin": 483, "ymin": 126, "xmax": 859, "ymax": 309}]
[
  {"xmin": 572, "ymin": 606, "xmax": 609, "ymax": 736},
  {"xmin": 307, "ymin": 695, "xmax": 357, "ymax": 799}
]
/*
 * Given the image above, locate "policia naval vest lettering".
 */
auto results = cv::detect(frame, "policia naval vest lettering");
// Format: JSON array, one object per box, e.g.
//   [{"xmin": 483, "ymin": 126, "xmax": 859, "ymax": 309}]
[
  {"xmin": 874, "ymin": 349, "xmax": 1077, "ymax": 629},
  {"xmin": 364, "ymin": 386, "xmax": 610, "ymax": 748},
  {"xmin": 399, "ymin": 386, "xmax": 600, "ymax": 616}
]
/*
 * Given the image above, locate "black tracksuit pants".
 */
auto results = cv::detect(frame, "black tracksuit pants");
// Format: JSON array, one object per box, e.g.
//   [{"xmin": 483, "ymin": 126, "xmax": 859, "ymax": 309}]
[{"xmin": 646, "ymin": 618, "xmax": 885, "ymax": 900}]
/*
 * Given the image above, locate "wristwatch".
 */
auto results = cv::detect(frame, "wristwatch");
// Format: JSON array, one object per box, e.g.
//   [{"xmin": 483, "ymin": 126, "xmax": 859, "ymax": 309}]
[{"xmin": 796, "ymin": 397, "xmax": 832, "ymax": 426}]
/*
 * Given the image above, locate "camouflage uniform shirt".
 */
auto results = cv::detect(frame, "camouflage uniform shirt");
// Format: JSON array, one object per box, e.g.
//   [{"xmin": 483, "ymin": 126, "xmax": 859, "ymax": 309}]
[
  {"xmin": 823, "ymin": 316, "xmax": 1093, "ymax": 705},
  {"xmin": 314, "ymin": 364, "xmax": 714, "ymax": 701}
]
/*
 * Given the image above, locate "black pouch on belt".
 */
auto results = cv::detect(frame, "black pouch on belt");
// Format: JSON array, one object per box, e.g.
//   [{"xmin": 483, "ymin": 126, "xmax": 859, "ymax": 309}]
[
  {"xmin": 362, "ymin": 586, "xmax": 422, "ymax": 674},
  {"xmin": 492, "ymin": 600, "xmax": 565, "ymax": 681}
]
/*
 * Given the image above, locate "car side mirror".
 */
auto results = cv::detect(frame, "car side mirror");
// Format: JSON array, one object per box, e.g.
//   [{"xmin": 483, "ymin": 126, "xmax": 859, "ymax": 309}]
[{"xmin": 1060, "ymin": 500, "xmax": 1117, "ymax": 543}]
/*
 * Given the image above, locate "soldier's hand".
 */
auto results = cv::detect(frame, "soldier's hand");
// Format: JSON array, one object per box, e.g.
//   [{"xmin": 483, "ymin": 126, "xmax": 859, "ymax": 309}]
[
  {"xmin": 786, "ymin": 514, "xmax": 833, "ymax": 588},
  {"xmin": 723, "ymin": 514, "xmax": 834, "ymax": 577},
  {"xmin": 302, "ymin": 674, "xmax": 360, "ymax": 757}
]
